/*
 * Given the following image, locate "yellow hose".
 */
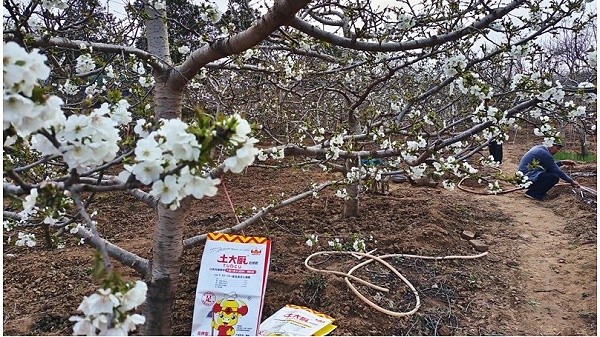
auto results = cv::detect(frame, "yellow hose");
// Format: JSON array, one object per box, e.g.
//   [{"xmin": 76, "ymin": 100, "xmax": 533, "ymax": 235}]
[{"xmin": 304, "ymin": 250, "xmax": 488, "ymax": 317}]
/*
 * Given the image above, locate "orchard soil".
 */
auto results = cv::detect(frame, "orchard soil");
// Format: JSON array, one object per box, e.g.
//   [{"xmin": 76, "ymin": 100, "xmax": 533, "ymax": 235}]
[{"xmin": 3, "ymin": 132, "xmax": 597, "ymax": 336}]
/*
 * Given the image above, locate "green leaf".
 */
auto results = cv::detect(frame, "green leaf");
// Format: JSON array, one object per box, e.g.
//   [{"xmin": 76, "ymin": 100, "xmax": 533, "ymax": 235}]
[
  {"xmin": 30, "ymin": 86, "xmax": 46, "ymax": 104},
  {"xmin": 91, "ymin": 251, "xmax": 107, "ymax": 281}
]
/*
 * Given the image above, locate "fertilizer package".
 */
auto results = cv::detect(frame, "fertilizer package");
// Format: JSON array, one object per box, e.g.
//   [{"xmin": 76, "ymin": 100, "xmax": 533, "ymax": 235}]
[
  {"xmin": 258, "ymin": 304, "xmax": 337, "ymax": 336},
  {"xmin": 191, "ymin": 233, "xmax": 271, "ymax": 336}
]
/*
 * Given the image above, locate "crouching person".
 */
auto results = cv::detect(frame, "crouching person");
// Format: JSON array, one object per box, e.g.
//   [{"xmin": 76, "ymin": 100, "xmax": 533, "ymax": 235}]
[{"xmin": 518, "ymin": 142, "xmax": 580, "ymax": 201}]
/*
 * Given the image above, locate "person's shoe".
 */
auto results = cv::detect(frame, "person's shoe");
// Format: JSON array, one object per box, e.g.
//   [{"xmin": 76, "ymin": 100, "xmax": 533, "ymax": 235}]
[{"xmin": 524, "ymin": 193, "xmax": 541, "ymax": 201}]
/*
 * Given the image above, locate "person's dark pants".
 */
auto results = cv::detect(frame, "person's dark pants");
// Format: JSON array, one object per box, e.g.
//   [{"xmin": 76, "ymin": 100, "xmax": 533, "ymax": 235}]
[
  {"xmin": 488, "ymin": 141, "xmax": 503, "ymax": 163},
  {"xmin": 526, "ymin": 172, "xmax": 560, "ymax": 200}
]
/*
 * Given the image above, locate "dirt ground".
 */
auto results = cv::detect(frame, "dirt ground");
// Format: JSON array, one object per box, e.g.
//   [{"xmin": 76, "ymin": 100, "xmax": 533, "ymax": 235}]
[{"xmin": 3, "ymin": 131, "xmax": 597, "ymax": 336}]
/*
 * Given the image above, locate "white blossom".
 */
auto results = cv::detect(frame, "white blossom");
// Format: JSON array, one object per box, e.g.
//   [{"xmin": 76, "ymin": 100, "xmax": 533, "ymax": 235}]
[
  {"xmin": 180, "ymin": 168, "xmax": 221, "ymax": 199},
  {"xmin": 41, "ymin": 0, "xmax": 67, "ymax": 9},
  {"xmin": 442, "ymin": 180, "xmax": 456, "ymax": 190},
  {"xmin": 78, "ymin": 289, "xmax": 119, "ymax": 317},
  {"xmin": 75, "ymin": 54, "xmax": 96, "ymax": 75},
  {"xmin": 134, "ymin": 136, "xmax": 163, "ymax": 162},
  {"xmin": 178, "ymin": 46, "xmax": 191, "ymax": 55},
  {"xmin": 15, "ymin": 232, "xmax": 36, "ymax": 247},
  {"xmin": 69, "ymin": 316, "xmax": 96, "ymax": 336},
  {"xmin": 70, "ymin": 223, "xmax": 87, "ymax": 235},
  {"xmin": 150, "ymin": 175, "xmax": 181, "ymax": 204},
  {"xmin": 60, "ymin": 79, "xmax": 79, "ymax": 96},
  {"xmin": 3, "ymin": 94, "xmax": 36, "ymax": 136},
  {"xmin": 224, "ymin": 138, "xmax": 259, "ymax": 173},
  {"xmin": 230, "ymin": 115, "xmax": 252, "ymax": 145},
  {"xmin": 396, "ymin": 13, "xmax": 416, "ymax": 30},
  {"xmin": 257, "ymin": 150, "xmax": 268, "ymax": 161},
  {"xmin": 158, "ymin": 119, "xmax": 201, "ymax": 161},
  {"xmin": 408, "ymin": 163, "xmax": 428, "ymax": 180},
  {"xmin": 30, "ymin": 134, "xmax": 61, "ymax": 156},
  {"xmin": 105, "ymin": 65, "xmax": 116, "ymax": 78},
  {"xmin": 119, "ymin": 281, "xmax": 147, "ymax": 311},
  {"xmin": 85, "ymin": 83, "xmax": 100, "ymax": 96},
  {"xmin": 131, "ymin": 160, "xmax": 164, "ymax": 185},
  {"xmin": 150, "ymin": 0, "xmax": 165, "ymax": 10},
  {"xmin": 134, "ymin": 119, "xmax": 150, "ymax": 138},
  {"xmin": 110, "ymin": 99, "xmax": 132, "ymax": 125},
  {"xmin": 587, "ymin": 48, "xmax": 596, "ymax": 68},
  {"xmin": 510, "ymin": 44, "xmax": 529, "ymax": 59},
  {"xmin": 91, "ymin": 314, "xmax": 110, "ymax": 332},
  {"xmin": 352, "ymin": 238, "xmax": 366, "ymax": 252},
  {"xmin": 3, "ymin": 42, "xmax": 51, "ymax": 96},
  {"xmin": 200, "ymin": 6, "xmax": 222, "ymax": 23},
  {"xmin": 22, "ymin": 189, "xmax": 38, "ymax": 214},
  {"xmin": 335, "ymin": 188, "xmax": 349, "ymax": 200},
  {"xmin": 138, "ymin": 76, "xmax": 155, "ymax": 88},
  {"xmin": 242, "ymin": 49, "xmax": 255, "ymax": 60},
  {"xmin": 443, "ymin": 55, "xmax": 467, "ymax": 77},
  {"xmin": 115, "ymin": 314, "xmax": 146, "ymax": 334},
  {"xmin": 488, "ymin": 181, "xmax": 502, "ymax": 194},
  {"xmin": 133, "ymin": 62, "xmax": 146, "ymax": 75},
  {"xmin": 305, "ymin": 234, "xmax": 318, "ymax": 247},
  {"xmin": 4, "ymin": 135, "xmax": 17, "ymax": 147},
  {"xmin": 57, "ymin": 111, "xmax": 121, "ymax": 173}
]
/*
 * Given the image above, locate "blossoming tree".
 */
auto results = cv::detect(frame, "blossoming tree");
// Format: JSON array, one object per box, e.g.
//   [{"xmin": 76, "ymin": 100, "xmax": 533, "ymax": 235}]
[{"xmin": 3, "ymin": 0, "xmax": 596, "ymax": 335}]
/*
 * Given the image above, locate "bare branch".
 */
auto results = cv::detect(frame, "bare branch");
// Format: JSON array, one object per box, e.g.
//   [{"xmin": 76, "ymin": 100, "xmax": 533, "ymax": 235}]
[
  {"xmin": 71, "ymin": 190, "xmax": 113, "ymax": 272},
  {"xmin": 74, "ymin": 228, "xmax": 150, "ymax": 275},
  {"xmin": 3, "ymin": 182, "xmax": 24, "ymax": 195},
  {"xmin": 289, "ymin": 0, "xmax": 526, "ymax": 52},
  {"xmin": 30, "ymin": 37, "xmax": 168, "ymax": 71},
  {"xmin": 128, "ymin": 189, "xmax": 158, "ymax": 208},
  {"xmin": 433, "ymin": 98, "xmax": 540, "ymax": 151},
  {"xmin": 183, "ymin": 181, "xmax": 335, "ymax": 248},
  {"xmin": 173, "ymin": 0, "xmax": 312, "ymax": 88},
  {"xmin": 3, "ymin": 211, "xmax": 22, "ymax": 221},
  {"xmin": 71, "ymin": 190, "xmax": 149, "ymax": 275}
]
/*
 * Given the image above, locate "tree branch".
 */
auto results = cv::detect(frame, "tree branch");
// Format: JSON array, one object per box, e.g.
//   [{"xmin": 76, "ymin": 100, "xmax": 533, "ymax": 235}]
[
  {"xmin": 173, "ymin": 0, "xmax": 312, "ymax": 88},
  {"xmin": 128, "ymin": 189, "xmax": 158, "ymax": 208},
  {"xmin": 74, "ymin": 227, "xmax": 150, "ymax": 275},
  {"xmin": 3, "ymin": 182, "xmax": 24, "ymax": 195},
  {"xmin": 289, "ymin": 0, "xmax": 526, "ymax": 52},
  {"xmin": 30, "ymin": 37, "xmax": 168, "ymax": 71},
  {"xmin": 71, "ymin": 190, "xmax": 114, "ymax": 272},
  {"xmin": 433, "ymin": 98, "xmax": 540, "ymax": 150},
  {"xmin": 183, "ymin": 180, "xmax": 334, "ymax": 248},
  {"xmin": 71, "ymin": 190, "xmax": 149, "ymax": 275}
]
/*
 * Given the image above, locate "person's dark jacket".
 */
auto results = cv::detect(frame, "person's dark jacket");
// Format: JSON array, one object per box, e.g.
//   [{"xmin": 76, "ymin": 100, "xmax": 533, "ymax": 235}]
[{"xmin": 517, "ymin": 145, "xmax": 574, "ymax": 183}]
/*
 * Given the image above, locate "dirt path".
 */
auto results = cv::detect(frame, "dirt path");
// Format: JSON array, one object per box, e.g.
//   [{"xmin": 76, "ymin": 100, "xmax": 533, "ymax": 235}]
[{"xmin": 467, "ymin": 188, "xmax": 597, "ymax": 335}]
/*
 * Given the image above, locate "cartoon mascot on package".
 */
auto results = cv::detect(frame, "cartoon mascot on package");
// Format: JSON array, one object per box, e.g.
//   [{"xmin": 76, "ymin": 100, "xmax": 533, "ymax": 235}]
[{"xmin": 211, "ymin": 297, "xmax": 249, "ymax": 336}]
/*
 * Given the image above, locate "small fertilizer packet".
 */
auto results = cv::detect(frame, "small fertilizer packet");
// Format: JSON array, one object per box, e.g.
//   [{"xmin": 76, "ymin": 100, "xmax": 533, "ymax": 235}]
[{"xmin": 258, "ymin": 304, "xmax": 337, "ymax": 336}]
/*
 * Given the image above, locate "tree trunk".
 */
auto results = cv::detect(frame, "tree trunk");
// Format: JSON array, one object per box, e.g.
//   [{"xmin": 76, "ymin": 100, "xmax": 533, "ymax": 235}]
[
  {"xmin": 343, "ymin": 109, "xmax": 361, "ymax": 218},
  {"xmin": 143, "ymin": 4, "xmax": 185, "ymax": 329},
  {"xmin": 343, "ymin": 158, "xmax": 360, "ymax": 218},
  {"xmin": 143, "ymin": 200, "xmax": 189, "ymax": 335},
  {"xmin": 343, "ymin": 181, "xmax": 360, "ymax": 218},
  {"xmin": 142, "ymin": 81, "xmax": 185, "ymax": 335},
  {"xmin": 137, "ymin": 1, "xmax": 315, "ymax": 333},
  {"xmin": 579, "ymin": 129, "xmax": 588, "ymax": 159}
]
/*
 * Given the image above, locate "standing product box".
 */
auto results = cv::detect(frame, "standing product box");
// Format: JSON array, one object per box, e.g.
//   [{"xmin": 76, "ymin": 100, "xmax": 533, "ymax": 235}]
[{"xmin": 191, "ymin": 232, "xmax": 271, "ymax": 336}]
